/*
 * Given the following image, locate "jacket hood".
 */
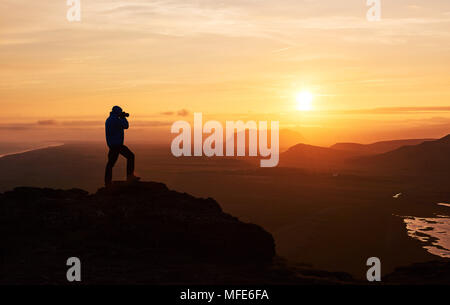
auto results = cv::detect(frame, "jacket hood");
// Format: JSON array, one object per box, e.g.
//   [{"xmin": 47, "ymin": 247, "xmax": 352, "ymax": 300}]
[{"xmin": 110, "ymin": 106, "xmax": 123, "ymax": 116}]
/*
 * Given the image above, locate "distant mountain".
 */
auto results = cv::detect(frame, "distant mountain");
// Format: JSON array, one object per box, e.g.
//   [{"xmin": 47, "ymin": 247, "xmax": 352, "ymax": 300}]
[
  {"xmin": 279, "ymin": 129, "xmax": 306, "ymax": 150},
  {"xmin": 224, "ymin": 128, "xmax": 304, "ymax": 152},
  {"xmin": 279, "ymin": 143, "xmax": 361, "ymax": 170},
  {"xmin": 171, "ymin": 127, "xmax": 303, "ymax": 156},
  {"xmin": 353, "ymin": 134, "xmax": 450, "ymax": 174},
  {"xmin": 331, "ymin": 138, "xmax": 434, "ymax": 155},
  {"xmin": 279, "ymin": 137, "xmax": 446, "ymax": 172}
]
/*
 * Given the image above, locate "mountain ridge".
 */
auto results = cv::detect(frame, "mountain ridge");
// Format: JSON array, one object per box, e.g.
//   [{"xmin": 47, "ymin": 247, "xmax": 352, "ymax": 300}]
[
  {"xmin": 330, "ymin": 138, "xmax": 434, "ymax": 154},
  {"xmin": 352, "ymin": 134, "xmax": 450, "ymax": 174},
  {"xmin": 279, "ymin": 135, "xmax": 450, "ymax": 173}
]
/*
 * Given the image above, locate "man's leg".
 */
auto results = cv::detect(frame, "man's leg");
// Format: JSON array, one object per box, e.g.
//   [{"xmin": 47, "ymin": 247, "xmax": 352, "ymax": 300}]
[
  {"xmin": 105, "ymin": 147, "xmax": 120, "ymax": 186},
  {"xmin": 119, "ymin": 145, "xmax": 135, "ymax": 179}
]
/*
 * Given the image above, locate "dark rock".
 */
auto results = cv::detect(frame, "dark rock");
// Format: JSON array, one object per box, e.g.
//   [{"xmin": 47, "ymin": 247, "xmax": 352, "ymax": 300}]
[
  {"xmin": 384, "ymin": 261, "xmax": 450, "ymax": 284},
  {"xmin": 0, "ymin": 181, "xmax": 360, "ymax": 284},
  {"xmin": 0, "ymin": 181, "xmax": 280, "ymax": 284}
]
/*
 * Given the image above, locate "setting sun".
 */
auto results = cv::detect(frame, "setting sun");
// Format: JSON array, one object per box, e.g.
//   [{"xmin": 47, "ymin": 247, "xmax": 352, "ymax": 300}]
[{"xmin": 296, "ymin": 91, "xmax": 314, "ymax": 111}]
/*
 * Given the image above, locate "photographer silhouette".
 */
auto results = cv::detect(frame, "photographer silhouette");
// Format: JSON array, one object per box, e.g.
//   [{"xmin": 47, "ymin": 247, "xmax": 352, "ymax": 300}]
[{"xmin": 104, "ymin": 106, "xmax": 140, "ymax": 187}]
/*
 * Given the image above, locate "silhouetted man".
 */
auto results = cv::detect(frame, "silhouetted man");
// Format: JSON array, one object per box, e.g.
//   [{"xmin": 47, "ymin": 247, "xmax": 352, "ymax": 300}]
[{"xmin": 104, "ymin": 106, "xmax": 140, "ymax": 186}]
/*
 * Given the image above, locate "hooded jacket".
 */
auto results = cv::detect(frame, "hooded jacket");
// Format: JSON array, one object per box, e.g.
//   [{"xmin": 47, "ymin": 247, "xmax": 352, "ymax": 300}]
[{"xmin": 105, "ymin": 108, "xmax": 129, "ymax": 148}]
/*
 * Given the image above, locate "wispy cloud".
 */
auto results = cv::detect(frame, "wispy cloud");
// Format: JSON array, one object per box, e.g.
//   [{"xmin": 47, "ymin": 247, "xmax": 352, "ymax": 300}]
[
  {"xmin": 1, "ymin": 1, "xmax": 450, "ymax": 118},
  {"xmin": 160, "ymin": 109, "xmax": 190, "ymax": 116},
  {"xmin": 325, "ymin": 107, "xmax": 450, "ymax": 115}
]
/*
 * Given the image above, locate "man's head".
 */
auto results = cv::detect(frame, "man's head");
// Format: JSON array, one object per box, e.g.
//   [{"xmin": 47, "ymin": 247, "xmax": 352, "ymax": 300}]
[{"xmin": 111, "ymin": 106, "xmax": 123, "ymax": 115}]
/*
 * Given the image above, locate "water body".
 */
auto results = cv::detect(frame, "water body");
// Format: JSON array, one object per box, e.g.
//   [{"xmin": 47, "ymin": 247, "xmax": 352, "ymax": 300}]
[
  {"xmin": 402, "ymin": 203, "xmax": 450, "ymax": 258},
  {"xmin": 0, "ymin": 142, "xmax": 64, "ymax": 158}
]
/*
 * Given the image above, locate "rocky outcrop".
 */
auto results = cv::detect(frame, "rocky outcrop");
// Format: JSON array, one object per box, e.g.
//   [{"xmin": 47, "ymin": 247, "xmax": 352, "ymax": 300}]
[
  {"xmin": 384, "ymin": 261, "xmax": 450, "ymax": 284},
  {"xmin": 0, "ymin": 181, "xmax": 280, "ymax": 284}
]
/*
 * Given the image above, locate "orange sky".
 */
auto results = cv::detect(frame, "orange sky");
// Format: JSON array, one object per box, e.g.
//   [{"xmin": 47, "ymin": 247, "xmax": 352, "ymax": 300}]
[{"xmin": 1, "ymin": 1, "xmax": 450, "ymax": 145}]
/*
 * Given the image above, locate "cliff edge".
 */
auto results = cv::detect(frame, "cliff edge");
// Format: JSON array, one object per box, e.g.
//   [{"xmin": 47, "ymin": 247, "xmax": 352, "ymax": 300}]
[{"xmin": 2, "ymin": 181, "xmax": 351, "ymax": 284}]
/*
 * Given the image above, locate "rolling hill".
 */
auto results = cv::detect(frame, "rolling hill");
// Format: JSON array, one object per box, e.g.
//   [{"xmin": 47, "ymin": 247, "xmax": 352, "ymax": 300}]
[
  {"xmin": 279, "ymin": 143, "xmax": 361, "ymax": 171},
  {"xmin": 331, "ymin": 138, "xmax": 434, "ymax": 155},
  {"xmin": 353, "ymin": 134, "xmax": 450, "ymax": 175}
]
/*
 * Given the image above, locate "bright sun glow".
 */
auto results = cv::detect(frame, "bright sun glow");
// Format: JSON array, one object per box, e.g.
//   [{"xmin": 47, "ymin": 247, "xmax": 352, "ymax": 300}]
[{"xmin": 296, "ymin": 91, "xmax": 314, "ymax": 111}]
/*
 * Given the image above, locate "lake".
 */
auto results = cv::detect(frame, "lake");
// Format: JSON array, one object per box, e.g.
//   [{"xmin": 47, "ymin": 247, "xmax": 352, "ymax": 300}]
[{"xmin": 402, "ymin": 203, "xmax": 450, "ymax": 258}]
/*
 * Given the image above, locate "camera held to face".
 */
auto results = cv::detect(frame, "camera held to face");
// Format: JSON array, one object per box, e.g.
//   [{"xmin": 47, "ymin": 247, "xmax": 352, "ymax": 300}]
[{"xmin": 120, "ymin": 112, "xmax": 129, "ymax": 118}]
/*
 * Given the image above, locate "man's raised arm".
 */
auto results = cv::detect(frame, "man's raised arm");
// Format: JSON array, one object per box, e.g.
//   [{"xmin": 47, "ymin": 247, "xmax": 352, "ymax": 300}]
[{"xmin": 121, "ymin": 117, "xmax": 129, "ymax": 129}]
